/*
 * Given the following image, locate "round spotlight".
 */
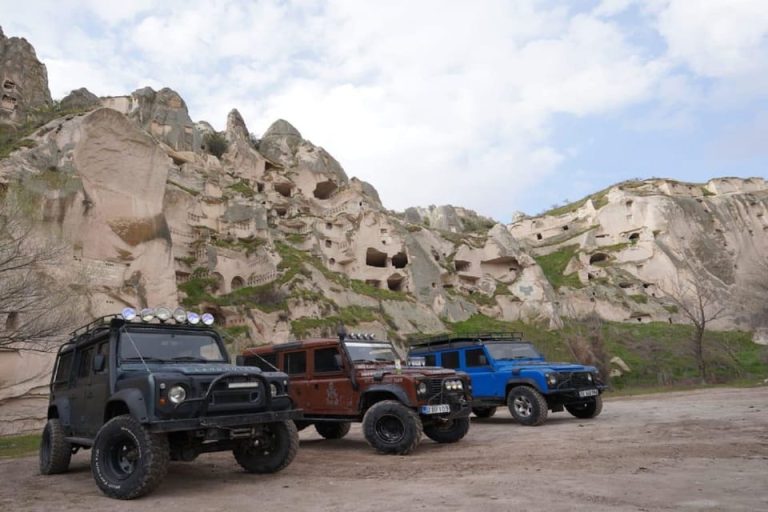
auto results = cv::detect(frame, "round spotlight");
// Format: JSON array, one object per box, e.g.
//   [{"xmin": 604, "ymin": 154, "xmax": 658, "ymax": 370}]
[
  {"xmin": 121, "ymin": 307, "xmax": 137, "ymax": 321},
  {"xmin": 172, "ymin": 307, "xmax": 186, "ymax": 323},
  {"xmin": 201, "ymin": 313, "xmax": 215, "ymax": 326},
  {"xmin": 140, "ymin": 308, "xmax": 155, "ymax": 322},
  {"xmin": 187, "ymin": 311, "xmax": 201, "ymax": 325},
  {"xmin": 156, "ymin": 307, "xmax": 172, "ymax": 322}
]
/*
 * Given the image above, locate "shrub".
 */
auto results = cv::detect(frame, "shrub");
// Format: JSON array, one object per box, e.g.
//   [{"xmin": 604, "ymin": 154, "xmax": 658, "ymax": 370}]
[{"xmin": 204, "ymin": 132, "xmax": 228, "ymax": 158}]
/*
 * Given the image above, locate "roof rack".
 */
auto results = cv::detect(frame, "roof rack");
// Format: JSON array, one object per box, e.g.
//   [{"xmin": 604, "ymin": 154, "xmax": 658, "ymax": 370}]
[
  {"xmin": 408, "ymin": 331, "xmax": 525, "ymax": 348},
  {"xmin": 69, "ymin": 315, "xmax": 123, "ymax": 338}
]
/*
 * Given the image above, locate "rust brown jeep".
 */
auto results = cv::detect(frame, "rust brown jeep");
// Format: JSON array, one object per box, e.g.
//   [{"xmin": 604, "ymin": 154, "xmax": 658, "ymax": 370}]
[{"xmin": 240, "ymin": 332, "xmax": 472, "ymax": 455}]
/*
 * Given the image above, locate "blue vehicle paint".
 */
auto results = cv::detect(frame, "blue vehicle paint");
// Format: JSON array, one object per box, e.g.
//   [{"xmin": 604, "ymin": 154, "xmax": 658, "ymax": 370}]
[{"xmin": 409, "ymin": 333, "xmax": 607, "ymax": 425}]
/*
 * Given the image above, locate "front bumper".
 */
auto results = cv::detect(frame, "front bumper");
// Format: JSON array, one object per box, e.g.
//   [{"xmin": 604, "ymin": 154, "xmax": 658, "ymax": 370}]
[
  {"xmin": 148, "ymin": 408, "xmax": 303, "ymax": 433},
  {"xmin": 418, "ymin": 395, "xmax": 471, "ymax": 420}
]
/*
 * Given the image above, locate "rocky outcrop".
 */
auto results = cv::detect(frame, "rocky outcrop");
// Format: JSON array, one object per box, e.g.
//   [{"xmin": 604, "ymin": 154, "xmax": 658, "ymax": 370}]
[
  {"xmin": 0, "ymin": 26, "xmax": 52, "ymax": 125},
  {"xmin": 60, "ymin": 87, "xmax": 99, "ymax": 111}
]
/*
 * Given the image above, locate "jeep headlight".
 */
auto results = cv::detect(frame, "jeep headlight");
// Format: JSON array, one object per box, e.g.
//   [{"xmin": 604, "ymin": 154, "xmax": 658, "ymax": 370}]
[
  {"xmin": 270, "ymin": 383, "xmax": 278, "ymax": 397},
  {"xmin": 417, "ymin": 382, "xmax": 428, "ymax": 395},
  {"xmin": 168, "ymin": 385, "xmax": 187, "ymax": 404},
  {"xmin": 444, "ymin": 379, "xmax": 463, "ymax": 391},
  {"xmin": 587, "ymin": 373, "xmax": 594, "ymax": 383},
  {"xmin": 546, "ymin": 373, "xmax": 558, "ymax": 387}
]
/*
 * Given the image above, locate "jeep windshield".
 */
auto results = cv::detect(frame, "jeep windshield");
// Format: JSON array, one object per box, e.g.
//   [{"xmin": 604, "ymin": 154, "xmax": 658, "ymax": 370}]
[
  {"xmin": 119, "ymin": 330, "xmax": 226, "ymax": 363},
  {"xmin": 486, "ymin": 342, "xmax": 542, "ymax": 360},
  {"xmin": 344, "ymin": 341, "xmax": 398, "ymax": 364}
]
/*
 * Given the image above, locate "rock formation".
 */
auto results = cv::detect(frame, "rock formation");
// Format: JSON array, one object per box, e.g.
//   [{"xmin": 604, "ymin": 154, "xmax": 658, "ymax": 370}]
[
  {"xmin": 0, "ymin": 26, "xmax": 52, "ymax": 126},
  {"xmin": 0, "ymin": 27, "xmax": 766, "ymax": 434}
]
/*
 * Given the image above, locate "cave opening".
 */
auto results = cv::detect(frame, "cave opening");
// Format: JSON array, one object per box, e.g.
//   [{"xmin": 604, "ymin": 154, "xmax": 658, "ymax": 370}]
[
  {"xmin": 392, "ymin": 251, "xmax": 408, "ymax": 269},
  {"xmin": 313, "ymin": 181, "xmax": 338, "ymax": 200},
  {"xmin": 366, "ymin": 248, "xmax": 387, "ymax": 268}
]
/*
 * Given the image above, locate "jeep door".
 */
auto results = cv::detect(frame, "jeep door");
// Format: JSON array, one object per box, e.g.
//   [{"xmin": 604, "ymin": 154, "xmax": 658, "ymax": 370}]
[
  {"xmin": 282, "ymin": 350, "xmax": 312, "ymax": 409},
  {"xmin": 463, "ymin": 347, "xmax": 500, "ymax": 400},
  {"xmin": 83, "ymin": 336, "xmax": 111, "ymax": 436},
  {"xmin": 306, "ymin": 347, "xmax": 356, "ymax": 415},
  {"xmin": 69, "ymin": 343, "xmax": 95, "ymax": 436}
]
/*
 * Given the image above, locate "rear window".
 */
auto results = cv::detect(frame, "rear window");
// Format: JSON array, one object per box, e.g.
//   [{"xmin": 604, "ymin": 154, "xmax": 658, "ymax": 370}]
[
  {"xmin": 424, "ymin": 354, "xmax": 436, "ymax": 366},
  {"xmin": 441, "ymin": 351, "xmax": 460, "ymax": 369},
  {"xmin": 53, "ymin": 351, "xmax": 74, "ymax": 390}
]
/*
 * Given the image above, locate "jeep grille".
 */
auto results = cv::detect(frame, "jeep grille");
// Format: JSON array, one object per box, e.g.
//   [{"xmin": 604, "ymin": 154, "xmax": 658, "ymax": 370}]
[
  {"xmin": 425, "ymin": 378, "xmax": 444, "ymax": 396},
  {"xmin": 557, "ymin": 372, "xmax": 592, "ymax": 389}
]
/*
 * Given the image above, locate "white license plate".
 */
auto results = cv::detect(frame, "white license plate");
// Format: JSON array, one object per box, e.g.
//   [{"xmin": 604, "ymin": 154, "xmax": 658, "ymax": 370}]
[
  {"xmin": 420, "ymin": 404, "xmax": 451, "ymax": 415},
  {"xmin": 579, "ymin": 389, "xmax": 598, "ymax": 398}
]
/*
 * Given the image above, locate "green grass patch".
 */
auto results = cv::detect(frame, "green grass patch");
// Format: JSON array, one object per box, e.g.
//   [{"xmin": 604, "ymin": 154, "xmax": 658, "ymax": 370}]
[
  {"xmin": 291, "ymin": 306, "xmax": 378, "ymax": 338},
  {"xmin": 534, "ymin": 245, "xmax": 583, "ymax": 289},
  {"xmin": 541, "ymin": 187, "xmax": 611, "ymax": 217},
  {"xmin": 629, "ymin": 294, "xmax": 648, "ymax": 304},
  {"xmin": 212, "ymin": 236, "xmax": 266, "ymax": 255},
  {"xmin": 664, "ymin": 305, "xmax": 679, "ymax": 314},
  {"xmin": 168, "ymin": 180, "xmax": 200, "ymax": 196},
  {"xmin": 227, "ymin": 179, "xmax": 255, "ymax": 198},
  {"xmin": 0, "ymin": 433, "xmax": 40, "ymax": 459}
]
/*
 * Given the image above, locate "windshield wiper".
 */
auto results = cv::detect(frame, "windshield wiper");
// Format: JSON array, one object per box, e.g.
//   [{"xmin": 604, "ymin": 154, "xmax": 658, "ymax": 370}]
[{"xmin": 121, "ymin": 356, "xmax": 167, "ymax": 363}]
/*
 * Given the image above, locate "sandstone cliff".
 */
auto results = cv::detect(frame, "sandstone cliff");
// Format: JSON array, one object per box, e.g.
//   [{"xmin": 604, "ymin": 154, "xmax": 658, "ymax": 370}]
[{"xmin": 0, "ymin": 28, "xmax": 766, "ymax": 434}]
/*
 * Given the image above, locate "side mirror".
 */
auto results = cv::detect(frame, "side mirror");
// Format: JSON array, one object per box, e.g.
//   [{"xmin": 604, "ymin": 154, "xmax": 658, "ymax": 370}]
[
  {"xmin": 333, "ymin": 354, "xmax": 342, "ymax": 370},
  {"xmin": 235, "ymin": 355, "xmax": 245, "ymax": 366},
  {"xmin": 479, "ymin": 355, "xmax": 488, "ymax": 366},
  {"xmin": 92, "ymin": 354, "xmax": 106, "ymax": 373}
]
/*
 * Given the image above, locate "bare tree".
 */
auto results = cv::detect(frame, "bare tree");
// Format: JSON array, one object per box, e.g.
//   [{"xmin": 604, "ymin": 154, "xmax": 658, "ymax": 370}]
[
  {"xmin": 659, "ymin": 273, "xmax": 726, "ymax": 382},
  {"xmin": 0, "ymin": 190, "xmax": 84, "ymax": 351}
]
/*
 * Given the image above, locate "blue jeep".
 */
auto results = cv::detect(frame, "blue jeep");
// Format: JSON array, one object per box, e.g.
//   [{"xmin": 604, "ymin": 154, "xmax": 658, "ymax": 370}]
[{"xmin": 409, "ymin": 332, "xmax": 606, "ymax": 426}]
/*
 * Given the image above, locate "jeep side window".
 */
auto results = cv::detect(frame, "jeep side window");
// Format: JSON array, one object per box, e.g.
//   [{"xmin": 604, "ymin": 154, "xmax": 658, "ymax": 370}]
[
  {"xmin": 441, "ymin": 351, "xmax": 460, "ymax": 369},
  {"xmin": 77, "ymin": 346, "xmax": 95, "ymax": 379},
  {"xmin": 284, "ymin": 351, "xmax": 307, "ymax": 375},
  {"xmin": 465, "ymin": 348, "xmax": 488, "ymax": 367},
  {"xmin": 314, "ymin": 347, "xmax": 341, "ymax": 373},
  {"xmin": 53, "ymin": 351, "xmax": 74, "ymax": 390},
  {"xmin": 95, "ymin": 341, "xmax": 109, "ymax": 374},
  {"xmin": 424, "ymin": 354, "xmax": 436, "ymax": 366}
]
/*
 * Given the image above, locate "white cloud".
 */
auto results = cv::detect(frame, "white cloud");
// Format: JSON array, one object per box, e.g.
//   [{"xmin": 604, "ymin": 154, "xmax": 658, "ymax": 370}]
[
  {"xmin": 3, "ymin": 0, "xmax": 768, "ymax": 218},
  {"xmin": 653, "ymin": 0, "xmax": 768, "ymax": 78}
]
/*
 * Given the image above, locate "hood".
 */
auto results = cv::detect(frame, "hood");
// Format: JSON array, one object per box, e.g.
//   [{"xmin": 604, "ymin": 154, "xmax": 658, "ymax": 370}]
[
  {"xmin": 122, "ymin": 362, "xmax": 264, "ymax": 376},
  {"xmin": 496, "ymin": 361, "xmax": 594, "ymax": 373},
  {"xmin": 356, "ymin": 364, "xmax": 457, "ymax": 378}
]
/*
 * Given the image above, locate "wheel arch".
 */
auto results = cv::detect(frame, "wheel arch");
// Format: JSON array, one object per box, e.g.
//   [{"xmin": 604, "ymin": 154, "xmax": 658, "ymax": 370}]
[
  {"xmin": 104, "ymin": 389, "xmax": 149, "ymax": 423},
  {"xmin": 359, "ymin": 385, "xmax": 411, "ymax": 412},
  {"xmin": 505, "ymin": 378, "xmax": 543, "ymax": 398}
]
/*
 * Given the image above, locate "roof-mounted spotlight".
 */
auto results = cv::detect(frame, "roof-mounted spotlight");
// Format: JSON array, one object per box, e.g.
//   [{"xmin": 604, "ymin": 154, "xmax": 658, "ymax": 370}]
[
  {"xmin": 187, "ymin": 311, "xmax": 201, "ymax": 325},
  {"xmin": 201, "ymin": 313, "xmax": 215, "ymax": 326},
  {"xmin": 172, "ymin": 307, "xmax": 186, "ymax": 323},
  {"xmin": 140, "ymin": 308, "xmax": 155, "ymax": 322},
  {"xmin": 156, "ymin": 307, "xmax": 172, "ymax": 322},
  {"xmin": 121, "ymin": 307, "xmax": 137, "ymax": 321}
]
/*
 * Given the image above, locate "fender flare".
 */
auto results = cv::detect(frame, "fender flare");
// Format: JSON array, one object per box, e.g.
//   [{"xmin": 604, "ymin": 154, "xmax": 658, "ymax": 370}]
[
  {"xmin": 106, "ymin": 388, "xmax": 150, "ymax": 423},
  {"xmin": 360, "ymin": 385, "xmax": 413, "ymax": 409},
  {"xmin": 49, "ymin": 398, "xmax": 71, "ymax": 426},
  {"xmin": 505, "ymin": 378, "xmax": 544, "ymax": 396}
]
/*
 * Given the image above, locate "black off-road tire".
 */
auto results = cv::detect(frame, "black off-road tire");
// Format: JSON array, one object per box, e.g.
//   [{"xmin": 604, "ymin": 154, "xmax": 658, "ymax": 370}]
[
  {"xmin": 314, "ymin": 422, "xmax": 351, "ymax": 440},
  {"xmin": 472, "ymin": 407, "xmax": 497, "ymax": 419},
  {"xmin": 362, "ymin": 400, "xmax": 423, "ymax": 455},
  {"xmin": 91, "ymin": 415, "xmax": 170, "ymax": 500},
  {"xmin": 565, "ymin": 396, "xmax": 603, "ymax": 419},
  {"xmin": 233, "ymin": 421, "xmax": 299, "ymax": 474},
  {"xmin": 507, "ymin": 386, "xmax": 548, "ymax": 426},
  {"xmin": 39, "ymin": 419, "xmax": 72, "ymax": 475},
  {"xmin": 423, "ymin": 417, "xmax": 470, "ymax": 444}
]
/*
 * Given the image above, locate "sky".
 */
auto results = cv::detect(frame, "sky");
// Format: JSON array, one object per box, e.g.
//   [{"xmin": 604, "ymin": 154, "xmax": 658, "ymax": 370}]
[{"xmin": 3, "ymin": 0, "xmax": 768, "ymax": 220}]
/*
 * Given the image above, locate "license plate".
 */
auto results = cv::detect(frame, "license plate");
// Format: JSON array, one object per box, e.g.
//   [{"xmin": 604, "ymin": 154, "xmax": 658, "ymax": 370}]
[
  {"xmin": 579, "ymin": 389, "xmax": 598, "ymax": 398},
  {"xmin": 420, "ymin": 404, "xmax": 451, "ymax": 415}
]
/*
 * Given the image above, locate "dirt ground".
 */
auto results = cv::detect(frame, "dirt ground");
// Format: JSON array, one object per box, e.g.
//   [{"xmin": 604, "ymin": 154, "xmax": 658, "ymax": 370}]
[{"xmin": 1, "ymin": 387, "xmax": 766, "ymax": 512}]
